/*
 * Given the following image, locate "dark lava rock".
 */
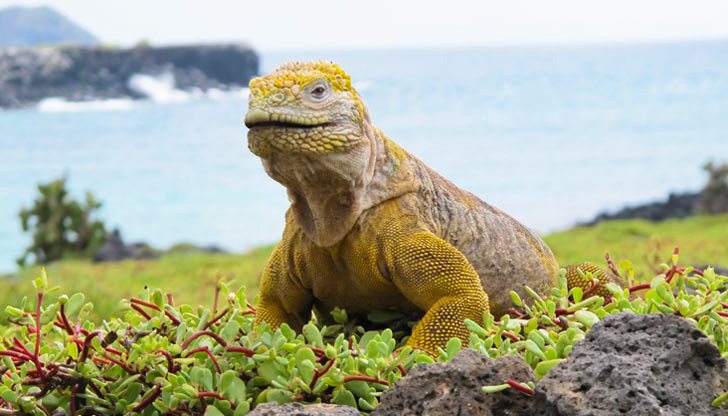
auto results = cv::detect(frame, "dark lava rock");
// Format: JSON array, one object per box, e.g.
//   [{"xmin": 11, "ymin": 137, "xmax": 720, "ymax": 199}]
[
  {"xmin": 373, "ymin": 348, "xmax": 534, "ymax": 416},
  {"xmin": 249, "ymin": 402, "xmax": 360, "ymax": 416},
  {"xmin": 532, "ymin": 313, "xmax": 728, "ymax": 416},
  {"xmin": 93, "ymin": 229, "xmax": 160, "ymax": 262},
  {"xmin": 583, "ymin": 192, "xmax": 701, "ymax": 225}
]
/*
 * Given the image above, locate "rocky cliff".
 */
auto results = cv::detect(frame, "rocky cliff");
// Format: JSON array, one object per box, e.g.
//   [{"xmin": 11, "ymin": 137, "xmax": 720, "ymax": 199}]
[{"xmin": 0, "ymin": 44, "xmax": 259, "ymax": 109}]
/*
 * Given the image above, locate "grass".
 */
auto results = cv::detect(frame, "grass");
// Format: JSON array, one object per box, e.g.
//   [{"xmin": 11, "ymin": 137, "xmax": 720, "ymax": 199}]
[
  {"xmin": 545, "ymin": 214, "xmax": 728, "ymax": 275},
  {"xmin": 1, "ymin": 214, "xmax": 726, "ymax": 322},
  {"xmin": 0, "ymin": 245, "xmax": 274, "ymax": 322}
]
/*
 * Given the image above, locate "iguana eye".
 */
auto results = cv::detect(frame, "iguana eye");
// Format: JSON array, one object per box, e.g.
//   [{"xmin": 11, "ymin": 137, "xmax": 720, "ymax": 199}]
[
  {"xmin": 306, "ymin": 82, "xmax": 330, "ymax": 103},
  {"xmin": 311, "ymin": 86, "xmax": 326, "ymax": 98}
]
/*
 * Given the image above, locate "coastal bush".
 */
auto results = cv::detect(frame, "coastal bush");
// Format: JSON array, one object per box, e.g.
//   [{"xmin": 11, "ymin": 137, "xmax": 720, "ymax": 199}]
[
  {"xmin": 17, "ymin": 176, "xmax": 107, "ymax": 267},
  {"xmin": 0, "ymin": 249, "xmax": 726, "ymax": 414}
]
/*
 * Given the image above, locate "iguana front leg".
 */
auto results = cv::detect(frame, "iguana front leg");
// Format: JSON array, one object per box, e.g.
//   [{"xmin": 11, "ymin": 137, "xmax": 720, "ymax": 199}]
[
  {"xmin": 254, "ymin": 244, "xmax": 313, "ymax": 331},
  {"xmin": 382, "ymin": 228, "xmax": 489, "ymax": 356}
]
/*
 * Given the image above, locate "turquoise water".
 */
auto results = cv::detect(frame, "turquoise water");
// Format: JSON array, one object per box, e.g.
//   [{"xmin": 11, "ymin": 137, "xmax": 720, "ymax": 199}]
[{"xmin": 1, "ymin": 42, "xmax": 728, "ymax": 272}]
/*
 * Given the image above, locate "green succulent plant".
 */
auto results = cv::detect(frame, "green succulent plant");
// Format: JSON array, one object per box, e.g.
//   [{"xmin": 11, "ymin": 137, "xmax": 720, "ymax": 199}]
[{"xmin": 0, "ymin": 248, "xmax": 726, "ymax": 414}]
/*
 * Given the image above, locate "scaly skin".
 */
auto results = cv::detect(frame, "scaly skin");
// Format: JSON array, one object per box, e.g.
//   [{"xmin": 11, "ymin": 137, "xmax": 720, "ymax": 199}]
[{"xmin": 245, "ymin": 61, "xmax": 615, "ymax": 355}]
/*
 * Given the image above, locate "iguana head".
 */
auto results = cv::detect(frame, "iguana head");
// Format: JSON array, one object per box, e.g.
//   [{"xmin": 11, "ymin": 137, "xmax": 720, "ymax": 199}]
[
  {"xmin": 244, "ymin": 61, "xmax": 416, "ymax": 246},
  {"xmin": 245, "ymin": 61, "xmax": 368, "ymax": 158}
]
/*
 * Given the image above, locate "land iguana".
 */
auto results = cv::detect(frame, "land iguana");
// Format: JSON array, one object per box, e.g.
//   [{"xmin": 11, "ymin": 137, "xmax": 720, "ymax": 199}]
[{"xmin": 244, "ymin": 61, "xmax": 613, "ymax": 355}]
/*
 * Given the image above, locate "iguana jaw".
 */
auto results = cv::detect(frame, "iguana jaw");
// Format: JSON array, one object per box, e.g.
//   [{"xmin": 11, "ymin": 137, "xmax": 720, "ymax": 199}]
[{"xmin": 244, "ymin": 108, "xmax": 332, "ymax": 130}]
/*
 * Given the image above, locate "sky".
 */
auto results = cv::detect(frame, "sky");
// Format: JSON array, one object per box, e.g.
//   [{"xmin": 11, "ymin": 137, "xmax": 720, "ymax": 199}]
[{"xmin": 2, "ymin": 0, "xmax": 728, "ymax": 50}]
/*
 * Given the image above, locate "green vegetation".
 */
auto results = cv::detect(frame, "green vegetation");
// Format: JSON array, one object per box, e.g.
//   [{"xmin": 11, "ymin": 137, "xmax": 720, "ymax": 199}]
[
  {"xmin": 545, "ymin": 214, "xmax": 728, "ymax": 274},
  {"xmin": 3, "ymin": 247, "xmax": 274, "ymax": 323},
  {"xmin": 17, "ymin": 176, "xmax": 107, "ymax": 267},
  {"xmin": 0, "ymin": 250, "xmax": 725, "ymax": 414},
  {"xmin": 3, "ymin": 214, "xmax": 726, "ymax": 323}
]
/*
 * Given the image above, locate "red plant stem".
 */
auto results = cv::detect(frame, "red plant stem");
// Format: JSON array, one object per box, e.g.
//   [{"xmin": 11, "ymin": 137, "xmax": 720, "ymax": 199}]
[
  {"xmin": 506, "ymin": 379, "xmax": 534, "ymax": 396},
  {"xmin": 104, "ymin": 347, "xmax": 123, "ymax": 356},
  {"xmin": 0, "ymin": 350, "xmax": 31, "ymax": 361},
  {"xmin": 130, "ymin": 298, "xmax": 160, "ymax": 311},
  {"xmin": 318, "ymin": 358, "xmax": 335, "ymax": 376},
  {"xmin": 582, "ymin": 282, "xmax": 599, "ymax": 298},
  {"xmin": 12, "ymin": 338, "xmax": 33, "ymax": 355},
  {"xmin": 30, "ymin": 292, "xmax": 46, "ymax": 380},
  {"xmin": 502, "ymin": 331, "xmax": 520, "ymax": 342},
  {"xmin": 629, "ymin": 283, "xmax": 651, "ymax": 293},
  {"xmin": 605, "ymin": 252, "xmax": 621, "ymax": 278},
  {"xmin": 70, "ymin": 385, "xmax": 78, "ymax": 416},
  {"xmin": 665, "ymin": 269, "xmax": 676, "ymax": 284},
  {"xmin": 717, "ymin": 311, "xmax": 728, "ymax": 318},
  {"xmin": 555, "ymin": 317, "xmax": 569, "ymax": 330},
  {"xmin": 241, "ymin": 309, "xmax": 255, "ymax": 316},
  {"xmin": 89, "ymin": 382, "xmax": 104, "ymax": 399},
  {"xmin": 312, "ymin": 347, "xmax": 326, "ymax": 363},
  {"xmin": 342, "ymin": 375, "xmax": 388, "ymax": 386},
  {"xmin": 212, "ymin": 285, "xmax": 220, "ymax": 315},
  {"xmin": 132, "ymin": 384, "xmax": 161, "ymax": 412},
  {"xmin": 349, "ymin": 336, "xmax": 358, "ymax": 357},
  {"xmin": 167, "ymin": 293, "xmax": 175, "ymax": 306},
  {"xmin": 34, "ymin": 293, "xmax": 42, "ymax": 355},
  {"xmin": 7, "ymin": 317, "xmax": 32, "ymax": 330},
  {"xmin": 79, "ymin": 331, "xmax": 101, "ymax": 363},
  {"xmin": 225, "ymin": 346, "xmax": 255, "ymax": 357},
  {"xmin": 204, "ymin": 307, "xmax": 231, "ymax": 330},
  {"xmin": 163, "ymin": 310, "xmax": 181, "ymax": 325},
  {"xmin": 131, "ymin": 304, "xmax": 152, "ymax": 320},
  {"xmin": 692, "ymin": 268, "xmax": 704, "ymax": 276},
  {"xmin": 131, "ymin": 298, "xmax": 181, "ymax": 324},
  {"xmin": 182, "ymin": 330, "xmax": 228, "ymax": 350},
  {"xmin": 198, "ymin": 391, "xmax": 227, "ymax": 401},
  {"xmin": 721, "ymin": 302, "xmax": 728, "ymax": 309},
  {"xmin": 102, "ymin": 353, "xmax": 135, "ymax": 374},
  {"xmin": 307, "ymin": 357, "xmax": 337, "ymax": 390},
  {"xmin": 36, "ymin": 404, "xmax": 51, "ymax": 416},
  {"xmin": 509, "ymin": 308, "xmax": 525, "ymax": 318},
  {"xmin": 157, "ymin": 350, "xmax": 176, "ymax": 373},
  {"xmin": 58, "ymin": 304, "xmax": 75, "ymax": 336},
  {"xmin": 397, "ymin": 364, "xmax": 407, "ymax": 376},
  {"xmin": 185, "ymin": 347, "xmax": 222, "ymax": 373},
  {"xmin": 554, "ymin": 308, "xmax": 573, "ymax": 316},
  {"xmin": 92, "ymin": 357, "xmax": 112, "ymax": 365}
]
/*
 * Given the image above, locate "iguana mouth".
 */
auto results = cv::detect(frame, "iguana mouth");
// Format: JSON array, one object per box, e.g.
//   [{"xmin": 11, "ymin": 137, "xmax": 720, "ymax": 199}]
[
  {"xmin": 245, "ymin": 108, "xmax": 332, "ymax": 129},
  {"xmin": 245, "ymin": 120, "xmax": 334, "ymax": 129}
]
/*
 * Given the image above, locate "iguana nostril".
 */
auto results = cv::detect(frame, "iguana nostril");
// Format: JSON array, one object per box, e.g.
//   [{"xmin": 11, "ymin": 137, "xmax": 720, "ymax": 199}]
[{"xmin": 268, "ymin": 92, "xmax": 285, "ymax": 105}]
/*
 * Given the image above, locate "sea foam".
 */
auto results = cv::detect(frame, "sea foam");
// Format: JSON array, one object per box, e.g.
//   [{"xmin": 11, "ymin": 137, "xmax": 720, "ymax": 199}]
[{"xmin": 127, "ymin": 72, "xmax": 192, "ymax": 103}]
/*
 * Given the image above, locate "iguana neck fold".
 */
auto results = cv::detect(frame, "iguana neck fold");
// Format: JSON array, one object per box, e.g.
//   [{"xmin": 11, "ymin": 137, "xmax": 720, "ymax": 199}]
[{"xmin": 282, "ymin": 115, "xmax": 417, "ymax": 247}]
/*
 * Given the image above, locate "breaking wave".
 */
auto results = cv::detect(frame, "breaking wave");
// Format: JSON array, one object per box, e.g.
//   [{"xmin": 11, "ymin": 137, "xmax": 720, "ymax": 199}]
[
  {"xmin": 127, "ymin": 72, "xmax": 192, "ymax": 103},
  {"xmin": 36, "ymin": 72, "xmax": 249, "ymax": 112}
]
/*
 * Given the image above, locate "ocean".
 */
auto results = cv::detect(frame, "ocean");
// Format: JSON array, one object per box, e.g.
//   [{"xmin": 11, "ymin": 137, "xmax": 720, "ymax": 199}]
[{"xmin": 1, "ymin": 42, "xmax": 727, "ymax": 272}]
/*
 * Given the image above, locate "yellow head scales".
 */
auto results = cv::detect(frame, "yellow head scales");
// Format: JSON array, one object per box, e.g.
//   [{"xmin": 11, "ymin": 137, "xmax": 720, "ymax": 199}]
[{"xmin": 248, "ymin": 61, "xmax": 364, "ymax": 118}]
